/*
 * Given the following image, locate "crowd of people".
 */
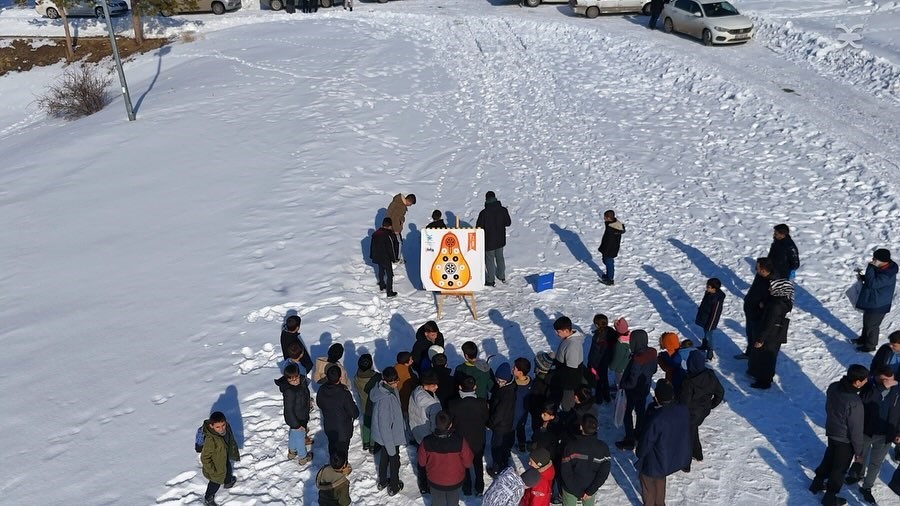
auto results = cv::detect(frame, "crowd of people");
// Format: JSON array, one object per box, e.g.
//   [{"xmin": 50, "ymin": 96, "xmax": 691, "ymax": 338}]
[{"xmin": 194, "ymin": 191, "xmax": 900, "ymax": 506}]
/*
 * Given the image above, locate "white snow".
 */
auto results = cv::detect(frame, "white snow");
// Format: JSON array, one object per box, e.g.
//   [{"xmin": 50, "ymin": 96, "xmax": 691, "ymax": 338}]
[{"xmin": 2, "ymin": 0, "xmax": 900, "ymax": 505}]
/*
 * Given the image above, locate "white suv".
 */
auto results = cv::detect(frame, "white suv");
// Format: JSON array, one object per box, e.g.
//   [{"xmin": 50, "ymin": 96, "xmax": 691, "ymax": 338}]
[{"xmin": 570, "ymin": 0, "xmax": 651, "ymax": 18}]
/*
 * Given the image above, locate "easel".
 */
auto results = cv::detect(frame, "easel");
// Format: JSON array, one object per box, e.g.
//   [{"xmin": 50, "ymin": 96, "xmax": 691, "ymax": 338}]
[{"xmin": 434, "ymin": 215, "xmax": 478, "ymax": 320}]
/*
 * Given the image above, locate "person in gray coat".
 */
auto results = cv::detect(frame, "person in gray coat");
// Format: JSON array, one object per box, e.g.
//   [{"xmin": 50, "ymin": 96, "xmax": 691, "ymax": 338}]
[
  {"xmin": 553, "ymin": 316, "xmax": 585, "ymax": 412},
  {"xmin": 371, "ymin": 366, "xmax": 406, "ymax": 496},
  {"xmin": 810, "ymin": 364, "xmax": 869, "ymax": 506},
  {"xmin": 409, "ymin": 371, "xmax": 442, "ymax": 494}
]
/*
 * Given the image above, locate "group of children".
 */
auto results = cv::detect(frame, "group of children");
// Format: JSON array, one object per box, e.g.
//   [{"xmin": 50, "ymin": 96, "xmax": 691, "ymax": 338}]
[{"xmin": 196, "ymin": 277, "xmax": 729, "ymax": 506}]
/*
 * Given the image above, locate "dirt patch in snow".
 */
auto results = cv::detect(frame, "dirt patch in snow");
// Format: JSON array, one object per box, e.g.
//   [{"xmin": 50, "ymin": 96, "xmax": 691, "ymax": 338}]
[{"xmin": 0, "ymin": 36, "xmax": 169, "ymax": 76}]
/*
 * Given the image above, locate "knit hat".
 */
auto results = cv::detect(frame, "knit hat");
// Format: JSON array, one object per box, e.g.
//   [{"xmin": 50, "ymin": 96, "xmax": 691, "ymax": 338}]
[
  {"xmin": 875, "ymin": 248, "xmax": 891, "ymax": 262},
  {"xmin": 495, "ymin": 363, "xmax": 513, "ymax": 382},
  {"xmin": 529, "ymin": 447, "xmax": 552, "ymax": 468},
  {"xmin": 535, "ymin": 352, "xmax": 555, "ymax": 373},
  {"xmin": 521, "ymin": 468, "xmax": 541, "ymax": 488},
  {"xmin": 427, "ymin": 345, "xmax": 445, "ymax": 361},
  {"xmin": 614, "ymin": 317, "xmax": 629, "ymax": 335},
  {"xmin": 655, "ymin": 379, "xmax": 675, "ymax": 403},
  {"xmin": 660, "ymin": 332, "xmax": 680, "ymax": 355}
]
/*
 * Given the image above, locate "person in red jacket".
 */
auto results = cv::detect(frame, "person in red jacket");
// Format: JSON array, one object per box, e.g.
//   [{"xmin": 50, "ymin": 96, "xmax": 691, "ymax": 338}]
[
  {"xmin": 418, "ymin": 410, "xmax": 474, "ymax": 505},
  {"xmin": 521, "ymin": 447, "xmax": 555, "ymax": 506}
]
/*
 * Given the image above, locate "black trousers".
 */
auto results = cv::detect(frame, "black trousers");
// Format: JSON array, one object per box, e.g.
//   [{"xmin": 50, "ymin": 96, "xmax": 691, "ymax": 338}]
[
  {"xmin": 417, "ymin": 463, "xmax": 429, "ymax": 492},
  {"xmin": 749, "ymin": 341, "xmax": 781, "ymax": 385},
  {"xmin": 813, "ymin": 438, "xmax": 853, "ymax": 496},
  {"xmin": 690, "ymin": 422, "xmax": 703, "ymax": 461},
  {"xmin": 377, "ymin": 445, "xmax": 401, "ymax": 489},
  {"xmin": 624, "ymin": 393, "xmax": 647, "ymax": 440},
  {"xmin": 377, "ymin": 263, "xmax": 394, "ymax": 293},
  {"xmin": 326, "ymin": 433, "xmax": 350, "ymax": 462},
  {"xmin": 594, "ymin": 365, "xmax": 611, "ymax": 401},
  {"xmin": 490, "ymin": 430, "xmax": 515, "ymax": 472},
  {"xmin": 463, "ymin": 448, "xmax": 485, "ymax": 494},
  {"xmin": 205, "ymin": 459, "xmax": 234, "ymax": 499}
]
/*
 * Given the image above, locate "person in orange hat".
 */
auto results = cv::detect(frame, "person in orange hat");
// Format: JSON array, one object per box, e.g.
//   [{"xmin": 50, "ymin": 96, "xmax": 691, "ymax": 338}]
[{"xmin": 658, "ymin": 332, "xmax": 687, "ymax": 392}]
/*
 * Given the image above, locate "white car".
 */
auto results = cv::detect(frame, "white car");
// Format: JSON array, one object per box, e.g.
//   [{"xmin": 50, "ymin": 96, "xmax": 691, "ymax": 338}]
[
  {"xmin": 570, "ymin": 0, "xmax": 652, "ymax": 18},
  {"xmin": 662, "ymin": 0, "xmax": 753, "ymax": 45},
  {"xmin": 36, "ymin": 0, "xmax": 129, "ymax": 19}
]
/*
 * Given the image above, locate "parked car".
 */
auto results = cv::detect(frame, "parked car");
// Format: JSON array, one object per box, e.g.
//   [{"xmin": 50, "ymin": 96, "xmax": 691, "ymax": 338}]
[
  {"xmin": 570, "ymin": 0, "xmax": 651, "ymax": 18},
  {"xmin": 662, "ymin": 0, "xmax": 753, "ymax": 45},
  {"xmin": 522, "ymin": 0, "xmax": 568, "ymax": 8},
  {"xmin": 160, "ymin": 0, "xmax": 243, "ymax": 15},
  {"xmin": 268, "ymin": 0, "xmax": 335, "ymax": 9},
  {"xmin": 36, "ymin": 0, "xmax": 129, "ymax": 19}
]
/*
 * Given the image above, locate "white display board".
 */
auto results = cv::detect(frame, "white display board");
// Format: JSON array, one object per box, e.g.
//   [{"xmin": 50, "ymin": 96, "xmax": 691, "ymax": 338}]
[{"xmin": 420, "ymin": 228, "xmax": 485, "ymax": 292}]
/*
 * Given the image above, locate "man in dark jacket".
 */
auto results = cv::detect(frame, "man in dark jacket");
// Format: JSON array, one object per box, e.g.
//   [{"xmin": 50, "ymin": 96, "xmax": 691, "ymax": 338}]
[
  {"xmin": 748, "ymin": 274, "xmax": 793, "ymax": 390},
  {"xmin": 559, "ymin": 413, "xmax": 611, "ymax": 505},
  {"xmin": 678, "ymin": 350, "xmax": 724, "ymax": 468},
  {"xmin": 854, "ymin": 248, "xmax": 898, "ymax": 352},
  {"xmin": 737, "ymin": 257, "xmax": 771, "ymax": 360},
  {"xmin": 616, "ymin": 329, "xmax": 658, "ymax": 450},
  {"xmin": 418, "ymin": 411, "xmax": 474, "ymax": 505},
  {"xmin": 636, "ymin": 380, "xmax": 691, "ymax": 506},
  {"xmin": 426, "ymin": 209, "xmax": 446, "ymax": 229},
  {"xmin": 431, "ymin": 353, "xmax": 457, "ymax": 407},
  {"xmin": 275, "ymin": 363, "xmax": 312, "ymax": 464},
  {"xmin": 587, "ymin": 314, "xmax": 615, "ymax": 403},
  {"xmin": 369, "ymin": 217, "xmax": 400, "ymax": 298},
  {"xmin": 695, "ymin": 278, "xmax": 726, "ymax": 361},
  {"xmin": 811, "ymin": 364, "xmax": 869, "ymax": 506},
  {"xmin": 845, "ymin": 365, "xmax": 900, "ymax": 503},
  {"xmin": 488, "ymin": 363, "xmax": 518, "ymax": 477},
  {"xmin": 598, "ymin": 210, "xmax": 625, "ymax": 286},
  {"xmin": 767, "ymin": 223, "xmax": 800, "ymax": 280},
  {"xmin": 448, "ymin": 376, "xmax": 490, "ymax": 496},
  {"xmin": 476, "ymin": 190, "xmax": 512, "ymax": 287},
  {"xmin": 648, "ymin": 0, "xmax": 664, "ymax": 29},
  {"xmin": 280, "ymin": 314, "xmax": 313, "ymax": 373},
  {"xmin": 411, "ymin": 320, "xmax": 445, "ymax": 374},
  {"xmin": 870, "ymin": 331, "xmax": 900, "ymax": 379},
  {"xmin": 316, "ymin": 366, "xmax": 360, "ymax": 460}
]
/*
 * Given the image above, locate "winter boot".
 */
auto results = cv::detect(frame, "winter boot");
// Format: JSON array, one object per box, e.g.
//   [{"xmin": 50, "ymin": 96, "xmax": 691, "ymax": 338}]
[
  {"xmin": 298, "ymin": 451, "xmax": 313, "ymax": 465},
  {"xmin": 809, "ymin": 478, "xmax": 825, "ymax": 494},
  {"xmin": 859, "ymin": 487, "xmax": 876, "ymax": 504},
  {"xmin": 223, "ymin": 476, "xmax": 236, "ymax": 489},
  {"xmin": 821, "ymin": 492, "xmax": 847, "ymax": 506},
  {"xmin": 203, "ymin": 497, "xmax": 218, "ymax": 506},
  {"xmin": 287, "ymin": 449, "xmax": 297, "ymax": 459},
  {"xmin": 706, "ymin": 347, "xmax": 714, "ymax": 361},
  {"xmin": 388, "ymin": 481, "xmax": 404, "ymax": 497},
  {"xmin": 615, "ymin": 438, "xmax": 635, "ymax": 450},
  {"xmin": 698, "ymin": 339, "xmax": 709, "ymax": 351}
]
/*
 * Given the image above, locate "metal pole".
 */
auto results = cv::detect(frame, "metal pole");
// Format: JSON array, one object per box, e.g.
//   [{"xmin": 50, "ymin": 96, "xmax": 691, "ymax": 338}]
[{"xmin": 101, "ymin": 1, "xmax": 135, "ymax": 121}]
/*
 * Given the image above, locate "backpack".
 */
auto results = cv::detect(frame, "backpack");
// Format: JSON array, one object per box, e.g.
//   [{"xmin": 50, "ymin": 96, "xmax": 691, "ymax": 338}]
[{"xmin": 194, "ymin": 426, "xmax": 205, "ymax": 453}]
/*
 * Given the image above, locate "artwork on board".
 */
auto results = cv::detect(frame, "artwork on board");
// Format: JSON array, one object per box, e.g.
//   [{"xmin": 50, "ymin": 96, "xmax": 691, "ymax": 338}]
[{"xmin": 420, "ymin": 228, "xmax": 485, "ymax": 292}]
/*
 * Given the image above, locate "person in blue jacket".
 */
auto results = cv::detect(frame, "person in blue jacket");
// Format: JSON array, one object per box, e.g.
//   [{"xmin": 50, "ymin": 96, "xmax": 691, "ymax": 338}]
[
  {"xmin": 854, "ymin": 248, "xmax": 898, "ymax": 352},
  {"xmin": 636, "ymin": 379, "xmax": 691, "ymax": 506},
  {"xmin": 695, "ymin": 278, "xmax": 726, "ymax": 361}
]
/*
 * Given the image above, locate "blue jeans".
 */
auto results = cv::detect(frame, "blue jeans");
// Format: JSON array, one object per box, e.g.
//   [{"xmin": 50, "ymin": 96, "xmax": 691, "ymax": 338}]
[
  {"xmin": 485, "ymin": 247, "xmax": 506, "ymax": 284},
  {"xmin": 288, "ymin": 427, "xmax": 307, "ymax": 458},
  {"xmin": 602, "ymin": 256, "xmax": 615, "ymax": 281}
]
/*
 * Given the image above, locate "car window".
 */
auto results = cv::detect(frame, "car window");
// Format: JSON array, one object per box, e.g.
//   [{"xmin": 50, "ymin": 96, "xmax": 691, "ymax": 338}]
[
  {"xmin": 701, "ymin": 1, "xmax": 739, "ymax": 17},
  {"xmin": 674, "ymin": 0, "xmax": 691, "ymax": 10},
  {"xmin": 688, "ymin": 1, "xmax": 702, "ymax": 14}
]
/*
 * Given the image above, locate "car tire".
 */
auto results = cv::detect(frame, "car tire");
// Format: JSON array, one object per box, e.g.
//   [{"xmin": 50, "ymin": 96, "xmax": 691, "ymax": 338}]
[
  {"xmin": 270, "ymin": 0, "xmax": 283, "ymax": 9},
  {"xmin": 663, "ymin": 17, "xmax": 674, "ymax": 33},
  {"xmin": 585, "ymin": 6, "xmax": 599, "ymax": 18},
  {"xmin": 212, "ymin": 1, "xmax": 226, "ymax": 14},
  {"xmin": 377, "ymin": 0, "xmax": 388, "ymax": 3},
  {"xmin": 642, "ymin": 3, "xmax": 651, "ymax": 15},
  {"xmin": 46, "ymin": 7, "xmax": 60, "ymax": 19},
  {"xmin": 320, "ymin": 0, "xmax": 332, "ymax": 7},
  {"xmin": 702, "ymin": 28, "xmax": 713, "ymax": 46},
  {"xmin": 525, "ymin": 0, "xmax": 540, "ymax": 7}
]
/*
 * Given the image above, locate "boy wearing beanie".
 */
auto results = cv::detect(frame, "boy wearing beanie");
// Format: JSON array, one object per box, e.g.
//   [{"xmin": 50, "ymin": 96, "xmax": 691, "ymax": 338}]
[{"xmin": 522, "ymin": 447, "xmax": 555, "ymax": 506}]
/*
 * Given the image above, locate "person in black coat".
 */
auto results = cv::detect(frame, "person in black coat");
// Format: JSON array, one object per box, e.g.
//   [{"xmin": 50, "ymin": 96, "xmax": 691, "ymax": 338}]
[
  {"xmin": 748, "ymin": 275, "xmax": 793, "ymax": 390},
  {"xmin": 430, "ymin": 353, "xmax": 457, "ymax": 407},
  {"xmin": 275, "ymin": 363, "xmax": 312, "ymax": 462},
  {"xmin": 488, "ymin": 363, "xmax": 518, "ymax": 476},
  {"xmin": 316, "ymin": 366, "xmax": 360, "ymax": 460},
  {"xmin": 411, "ymin": 320, "xmax": 445, "ymax": 374},
  {"xmin": 737, "ymin": 257, "xmax": 771, "ymax": 360},
  {"xmin": 587, "ymin": 314, "xmax": 615, "ymax": 403},
  {"xmin": 559, "ymin": 414, "xmax": 611, "ymax": 505},
  {"xmin": 678, "ymin": 350, "xmax": 724, "ymax": 468},
  {"xmin": 637, "ymin": 380, "xmax": 692, "ymax": 506},
  {"xmin": 369, "ymin": 217, "xmax": 400, "ymax": 297},
  {"xmin": 616, "ymin": 329, "xmax": 658, "ymax": 450},
  {"xmin": 695, "ymin": 278, "xmax": 726, "ymax": 361},
  {"xmin": 448, "ymin": 376, "xmax": 490, "ymax": 496},
  {"xmin": 280, "ymin": 315, "xmax": 314, "ymax": 374},
  {"xmin": 476, "ymin": 191, "xmax": 512, "ymax": 286},
  {"xmin": 598, "ymin": 210, "xmax": 625, "ymax": 285},
  {"xmin": 426, "ymin": 209, "xmax": 446, "ymax": 229},
  {"xmin": 648, "ymin": 0, "xmax": 664, "ymax": 29},
  {"xmin": 870, "ymin": 331, "xmax": 900, "ymax": 379},
  {"xmin": 767, "ymin": 223, "xmax": 800, "ymax": 280}
]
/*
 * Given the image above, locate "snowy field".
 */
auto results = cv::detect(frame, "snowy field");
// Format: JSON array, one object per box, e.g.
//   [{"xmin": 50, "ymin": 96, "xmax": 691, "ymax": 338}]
[{"xmin": 2, "ymin": 0, "xmax": 900, "ymax": 504}]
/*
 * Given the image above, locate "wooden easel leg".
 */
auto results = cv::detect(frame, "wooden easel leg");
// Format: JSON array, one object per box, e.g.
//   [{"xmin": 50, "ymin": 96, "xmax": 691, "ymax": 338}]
[
  {"xmin": 437, "ymin": 294, "xmax": 444, "ymax": 319},
  {"xmin": 469, "ymin": 294, "xmax": 477, "ymax": 320}
]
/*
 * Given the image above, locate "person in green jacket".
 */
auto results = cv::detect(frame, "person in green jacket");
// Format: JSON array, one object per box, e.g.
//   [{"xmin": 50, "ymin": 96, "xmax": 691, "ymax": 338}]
[
  {"xmin": 317, "ymin": 452, "xmax": 353, "ymax": 506},
  {"xmin": 453, "ymin": 341, "xmax": 494, "ymax": 399},
  {"xmin": 201, "ymin": 411, "xmax": 241, "ymax": 506},
  {"xmin": 353, "ymin": 353, "xmax": 378, "ymax": 452},
  {"xmin": 609, "ymin": 318, "xmax": 632, "ymax": 388}
]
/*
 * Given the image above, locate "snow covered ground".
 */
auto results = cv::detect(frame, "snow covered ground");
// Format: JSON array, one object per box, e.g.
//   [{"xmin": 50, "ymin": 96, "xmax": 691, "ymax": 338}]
[{"xmin": 2, "ymin": 0, "xmax": 900, "ymax": 505}]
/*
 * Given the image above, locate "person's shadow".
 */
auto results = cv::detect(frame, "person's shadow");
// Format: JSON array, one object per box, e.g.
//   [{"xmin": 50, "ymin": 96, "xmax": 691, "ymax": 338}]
[
  {"xmin": 488, "ymin": 309, "xmax": 532, "ymax": 359},
  {"xmin": 445, "ymin": 211, "xmax": 472, "ymax": 228},
  {"xmin": 210, "ymin": 385, "xmax": 244, "ymax": 448},
  {"xmin": 533, "ymin": 307, "xmax": 560, "ymax": 350},
  {"xmin": 549, "ymin": 223, "xmax": 604, "ymax": 278},
  {"xmin": 404, "ymin": 223, "xmax": 423, "ymax": 290},
  {"xmin": 635, "ymin": 267, "xmax": 695, "ymax": 340}
]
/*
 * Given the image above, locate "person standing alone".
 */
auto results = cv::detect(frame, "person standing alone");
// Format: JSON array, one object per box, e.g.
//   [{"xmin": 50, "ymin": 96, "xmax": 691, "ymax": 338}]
[
  {"xmin": 598, "ymin": 210, "xmax": 625, "ymax": 286},
  {"xmin": 476, "ymin": 191, "xmax": 512, "ymax": 287},
  {"xmin": 853, "ymin": 248, "xmax": 898, "ymax": 353},
  {"xmin": 370, "ymin": 218, "xmax": 400, "ymax": 298}
]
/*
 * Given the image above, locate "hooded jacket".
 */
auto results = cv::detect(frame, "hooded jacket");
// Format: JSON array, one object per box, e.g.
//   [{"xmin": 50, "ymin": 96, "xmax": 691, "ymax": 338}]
[
  {"xmin": 856, "ymin": 261, "xmax": 899, "ymax": 314},
  {"xmin": 316, "ymin": 464, "xmax": 351, "ymax": 506},
  {"xmin": 622, "ymin": 330, "xmax": 658, "ymax": 399},
  {"xmin": 448, "ymin": 391, "xmax": 490, "ymax": 453},
  {"xmin": 353, "ymin": 368, "xmax": 377, "ymax": 421},
  {"xmin": 825, "ymin": 377, "xmax": 865, "ymax": 455},
  {"xmin": 476, "ymin": 198, "xmax": 512, "ymax": 251},
  {"xmin": 636, "ymin": 402, "xmax": 692, "ymax": 478},
  {"xmin": 409, "ymin": 386, "xmax": 442, "ymax": 444},
  {"xmin": 370, "ymin": 381, "xmax": 406, "ymax": 455},
  {"xmin": 482, "ymin": 465, "xmax": 526, "ymax": 506},
  {"xmin": 411, "ymin": 324, "xmax": 445, "ymax": 374},
  {"xmin": 858, "ymin": 379, "xmax": 900, "ymax": 443},
  {"xmin": 559, "ymin": 433, "xmax": 611, "ymax": 497},
  {"xmin": 454, "ymin": 359, "xmax": 494, "ymax": 399},
  {"xmin": 695, "ymin": 290, "xmax": 726, "ymax": 332},
  {"xmin": 417, "ymin": 430, "xmax": 474, "ymax": 490},
  {"xmin": 598, "ymin": 219, "xmax": 625, "ymax": 258},
  {"xmin": 587, "ymin": 326, "xmax": 616, "ymax": 374},
  {"xmin": 522, "ymin": 464, "xmax": 555, "ymax": 506},
  {"xmin": 678, "ymin": 350, "xmax": 725, "ymax": 425},
  {"xmin": 316, "ymin": 382, "xmax": 360, "ymax": 444},
  {"xmin": 274, "ymin": 374, "xmax": 311, "ymax": 429},
  {"xmin": 386, "ymin": 193, "xmax": 409, "ymax": 235},
  {"xmin": 200, "ymin": 420, "xmax": 241, "ymax": 484},
  {"xmin": 767, "ymin": 235, "xmax": 800, "ymax": 279}
]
